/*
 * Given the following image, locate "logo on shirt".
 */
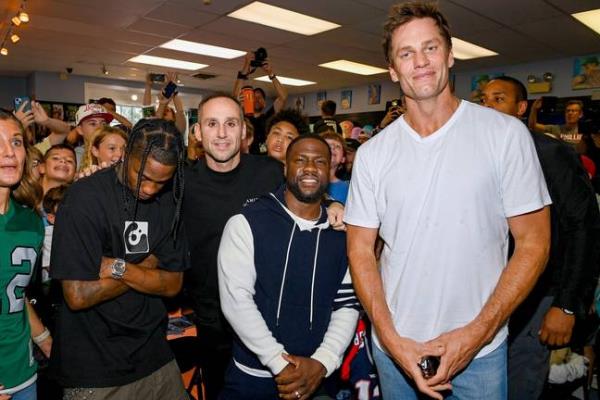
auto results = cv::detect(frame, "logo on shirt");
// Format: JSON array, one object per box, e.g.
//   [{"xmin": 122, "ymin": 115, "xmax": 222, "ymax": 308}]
[{"xmin": 123, "ymin": 221, "xmax": 149, "ymax": 254}]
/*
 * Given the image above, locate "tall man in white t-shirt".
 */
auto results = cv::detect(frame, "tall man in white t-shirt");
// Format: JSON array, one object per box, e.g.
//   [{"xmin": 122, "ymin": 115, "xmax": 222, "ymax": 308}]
[{"xmin": 344, "ymin": 3, "xmax": 552, "ymax": 400}]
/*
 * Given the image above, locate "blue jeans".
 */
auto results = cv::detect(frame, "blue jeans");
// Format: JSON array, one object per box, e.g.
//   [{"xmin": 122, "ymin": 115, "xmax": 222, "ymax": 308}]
[
  {"xmin": 373, "ymin": 340, "xmax": 507, "ymax": 399},
  {"xmin": 11, "ymin": 382, "xmax": 37, "ymax": 400}
]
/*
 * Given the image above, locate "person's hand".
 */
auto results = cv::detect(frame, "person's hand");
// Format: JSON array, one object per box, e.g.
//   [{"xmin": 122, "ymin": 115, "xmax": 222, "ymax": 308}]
[
  {"xmin": 326, "ymin": 201, "xmax": 346, "ymax": 231},
  {"xmin": 241, "ymin": 52, "xmax": 253, "ymax": 75},
  {"xmin": 531, "ymin": 98, "xmax": 543, "ymax": 112},
  {"xmin": 262, "ymin": 60, "xmax": 274, "ymax": 76},
  {"xmin": 166, "ymin": 71, "xmax": 177, "ymax": 85},
  {"xmin": 275, "ymin": 355, "xmax": 326, "ymax": 399},
  {"xmin": 425, "ymin": 324, "xmax": 485, "ymax": 390},
  {"xmin": 380, "ymin": 107, "xmax": 402, "ymax": 129},
  {"xmin": 383, "ymin": 334, "xmax": 449, "ymax": 399},
  {"xmin": 37, "ymin": 335, "xmax": 52, "ymax": 358},
  {"xmin": 31, "ymin": 101, "xmax": 50, "ymax": 125},
  {"xmin": 0, "ymin": 385, "xmax": 12, "ymax": 400},
  {"xmin": 539, "ymin": 307, "xmax": 575, "ymax": 346},
  {"xmin": 99, "ymin": 256, "xmax": 117, "ymax": 279},
  {"xmin": 75, "ymin": 162, "xmax": 110, "ymax": 180},
  {"xmin": 14, "ymin": 101, "xmax": 34, "ymax": 128}
]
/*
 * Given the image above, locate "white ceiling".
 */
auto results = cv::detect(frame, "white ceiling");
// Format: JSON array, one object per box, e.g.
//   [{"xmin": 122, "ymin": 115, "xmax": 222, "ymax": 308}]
[{"xmin": 0, "ymin": 0, "xmax": 599, "ymax": 95}]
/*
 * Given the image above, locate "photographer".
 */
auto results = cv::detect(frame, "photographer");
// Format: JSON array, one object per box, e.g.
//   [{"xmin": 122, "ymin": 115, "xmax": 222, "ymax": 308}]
[{"xmin": 233, "ymin": 49, "xmax": 288, "ymax": 154}]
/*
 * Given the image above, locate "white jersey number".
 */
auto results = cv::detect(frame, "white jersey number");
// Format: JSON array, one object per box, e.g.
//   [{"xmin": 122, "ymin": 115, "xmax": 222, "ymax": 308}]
[{"xmin": 6, "ymin": 247, "xmax": 37, "ymax": 313}]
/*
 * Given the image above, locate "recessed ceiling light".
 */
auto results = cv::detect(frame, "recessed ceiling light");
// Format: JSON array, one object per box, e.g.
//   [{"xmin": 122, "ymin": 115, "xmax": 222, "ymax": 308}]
[
  {"xmin": 160, "ymin": 39, "xmax": 246, "ymax": 59},
  {"xmin": 228, "ymin": 1, "xmax": 340, "ymax": 35},
  {"xmin": 127, "ymin": 55, "xmax": 207, "ymax": 71},
  {"xmin": 131, "ymin": 94, "xmax": 138, "ymax": 101},
  {"xmin": 573, "ymin": 9, "xmax": 600, "ymax": 35},
  {"xmin": 254, "ymin": 75, "xmax": 315, "ymax": 86},
  {"xmin": 319, "ymin": 60, "xmax": 387, "ymax": 75},
  {"xmin": 451, "ymin": 38, "xmax": 498, "ymax": 60}
]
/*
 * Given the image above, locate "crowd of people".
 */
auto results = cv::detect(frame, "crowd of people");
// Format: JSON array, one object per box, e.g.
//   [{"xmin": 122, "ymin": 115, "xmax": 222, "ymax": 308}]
[{"xmin": 1, "ymin": 2, "xmax": 600, "ymax": 400}]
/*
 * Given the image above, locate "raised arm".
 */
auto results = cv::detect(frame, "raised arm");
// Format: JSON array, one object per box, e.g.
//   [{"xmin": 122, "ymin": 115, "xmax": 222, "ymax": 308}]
[
  {"xmin": 233, "ymin": 52, "xmax": 252, "ymax": 98},
  {"xmin": 108, "ymin": 109, "xmax": 132, "ymax": 130},
  {"xmin": 143, "ymin": 73, "xmax": 153, "ymax": 106},
  {"xmin": 262, "ymin": 61, "xmax": 288, "ymax": 112},
  {"xmin": 528, "ymin": 98, "xmax": 549, "ymax": 134},
  {"xmin": 172, "ymin": 94, "xmax": 187, "ymax": 134},
  {"xmin": 31, "ymin": 101, "xmax": 71, "ymax": 136}
]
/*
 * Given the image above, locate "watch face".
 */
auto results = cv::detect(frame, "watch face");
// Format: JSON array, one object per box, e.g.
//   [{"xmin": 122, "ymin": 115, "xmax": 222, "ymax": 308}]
[
  {"xmin": 115, "ymin": 261, "xmax": 126, "ymax": 274},
  {"xmin": 112, "ymin": 259, "xmax": 126, "ymax": 277}
]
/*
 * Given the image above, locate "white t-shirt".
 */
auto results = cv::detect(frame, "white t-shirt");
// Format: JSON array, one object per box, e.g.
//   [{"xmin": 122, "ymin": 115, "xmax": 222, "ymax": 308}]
[{"xmin": 344, "ymin": 100, "xmax": 551, "ymax": 358}]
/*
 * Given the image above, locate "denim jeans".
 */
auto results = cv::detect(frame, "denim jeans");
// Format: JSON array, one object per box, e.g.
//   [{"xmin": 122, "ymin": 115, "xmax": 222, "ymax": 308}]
[
  {"xmin": 11, "ymin": 382, "xmax": 37, "ymax": 400},
  {"xmin": 373, "ymin": 340, "xmax": 507, "ymax": 399}
]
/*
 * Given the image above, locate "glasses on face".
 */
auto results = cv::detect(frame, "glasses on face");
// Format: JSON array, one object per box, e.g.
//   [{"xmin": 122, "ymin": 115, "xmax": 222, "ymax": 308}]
[{"xmin": 31, "ymin": 159, "xmax": 41, "ymax": 168}]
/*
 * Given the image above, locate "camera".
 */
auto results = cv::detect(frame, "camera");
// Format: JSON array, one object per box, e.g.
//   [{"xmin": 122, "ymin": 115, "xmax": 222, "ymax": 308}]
[
  {"xmin": 250, "ymin": 47, "xmax": 268, "ymax": 68},
  {"xmin": 418, "ymin": 356, "xmax": 440, "ymax": 379}
]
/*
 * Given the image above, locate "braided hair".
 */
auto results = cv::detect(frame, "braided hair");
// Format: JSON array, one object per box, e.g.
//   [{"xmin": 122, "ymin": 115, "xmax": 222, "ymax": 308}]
[{"xmin": 121, "ymin": 118, "xmax": 185, "ymax": 240}]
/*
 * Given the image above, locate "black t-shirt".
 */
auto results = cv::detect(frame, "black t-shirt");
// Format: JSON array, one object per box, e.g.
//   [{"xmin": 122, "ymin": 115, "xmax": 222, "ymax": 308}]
[
  {"xmin": 49, "ymin": 167, "xmax": 190, "ymax": 388},
  {"xmin": 313, "ymin": 117, "xmax": 340, "ymax": 134},
  {"xmin": 248, "ymin": 106, "xmax": 275, "ymax": 154},
  {"xmin": 183, "ymin": 154, "xmax": 283, "ymax": 331}
]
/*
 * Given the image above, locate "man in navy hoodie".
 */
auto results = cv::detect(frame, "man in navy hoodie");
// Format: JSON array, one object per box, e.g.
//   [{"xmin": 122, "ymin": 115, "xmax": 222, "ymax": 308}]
[{"xmin": 218, "ymin": 135, "xmax": 360, "ymax": 400}]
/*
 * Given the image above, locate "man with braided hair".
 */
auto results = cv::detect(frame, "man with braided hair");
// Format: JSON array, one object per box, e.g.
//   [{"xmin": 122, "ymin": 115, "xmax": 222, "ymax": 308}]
[{"xmin": 49, "ymin": 118, "xmax": 190, "ymax": 400}]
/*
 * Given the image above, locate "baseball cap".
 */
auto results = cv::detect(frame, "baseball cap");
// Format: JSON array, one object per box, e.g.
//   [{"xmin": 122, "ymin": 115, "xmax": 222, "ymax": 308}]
[{"xmin": 76, "ymin": 103, "xmax": 114, "ymax": 125}]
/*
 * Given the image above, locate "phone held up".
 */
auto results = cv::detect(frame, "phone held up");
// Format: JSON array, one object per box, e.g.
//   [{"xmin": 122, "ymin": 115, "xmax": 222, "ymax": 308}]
[
  {"xmin": 14, "ymin": 96, "xmax": 31, "ymax": 113},
  {"xmin": 162, "ymin": 81, "xmax": 178, "ymax": 99}
]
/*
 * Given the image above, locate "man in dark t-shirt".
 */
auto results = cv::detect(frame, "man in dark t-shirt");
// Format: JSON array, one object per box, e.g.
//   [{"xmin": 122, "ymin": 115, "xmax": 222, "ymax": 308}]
[
  {"xmin": 313, "ymin": 100, "xmax": 340, "ymax": 134},
  {"xmin": 49, "ymin": 119, "xmax": 190, "ymax": 400},
  {"xmin": 183, "ymin": 93, "xmax": 283, "ymax": 400}
]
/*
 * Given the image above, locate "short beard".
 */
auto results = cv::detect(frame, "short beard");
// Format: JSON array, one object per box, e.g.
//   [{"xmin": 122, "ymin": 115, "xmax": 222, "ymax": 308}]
[{"xmin": 287, "ymin": 180, "xmax": 328, "ymax": 204}]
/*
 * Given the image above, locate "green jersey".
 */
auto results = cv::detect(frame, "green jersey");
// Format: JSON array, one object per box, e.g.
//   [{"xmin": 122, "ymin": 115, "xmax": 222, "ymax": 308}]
[{"xmin": 0, "ymin": 198, "xmax": 43, "ymax": 393}]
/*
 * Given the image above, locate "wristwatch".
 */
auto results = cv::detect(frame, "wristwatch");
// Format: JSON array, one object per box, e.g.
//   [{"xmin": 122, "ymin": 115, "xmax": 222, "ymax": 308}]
[
  {"xmin": 560, "ymin": 308, "xmax": 575, "ymax": 315},
  {"xmin": 111, "ymin": 258, "xmax": 127, "ymax": 280}
]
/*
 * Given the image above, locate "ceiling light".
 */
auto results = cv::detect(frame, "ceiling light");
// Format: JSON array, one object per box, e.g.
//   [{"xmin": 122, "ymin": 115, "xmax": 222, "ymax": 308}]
[
  {"xmin": 451, "ymin": 38, "xmax": 498, "ymax": 60},
  {"xmin": 319, "ymin": 60, "xmax": 387, "ymax": 75},
  {"xmin": 11, "ymin": 16, "xmax": 21, "ymax": 26},
  {"xmin": 131, "ymin": 94, "xmax": 138, "ymax": 101},
  {"xmin": 10, "ymin": 34, "xmax": 20, "ymax": 43},
  {"xmin": 127, "ymin": 55, "xmax": 207, "ymax": 71},
  {"xmin": 254, "ymin": 75, "xmax": 315, "ymax": 86},
  {"xmin": 18, "ymin": 11, "xmax": 29, "ymax": 23},
  {"xmin": 573, "ymin": 9, "xmax": 600, "ymax": 35},
  {"xmin": 160, "ymin": 39, "xmax": 245, "ymax": 59},
  {"xmin": 228, "ymin": 1, "xmax": 340, "ymax": 35},
  {"xmin": 1, "ymin": 48, "xmax": 8, "ymax": 56}
]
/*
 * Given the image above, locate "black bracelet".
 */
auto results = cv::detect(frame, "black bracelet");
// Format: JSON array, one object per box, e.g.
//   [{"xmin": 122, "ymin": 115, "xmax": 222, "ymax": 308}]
[{"xmin": 237, "ymin": 71, "xmax": 248, "ymax": 80}]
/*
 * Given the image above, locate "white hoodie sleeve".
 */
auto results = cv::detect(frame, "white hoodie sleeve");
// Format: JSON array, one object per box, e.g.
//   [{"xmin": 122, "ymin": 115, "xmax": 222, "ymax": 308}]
[
  {"xmin": 218, "ymin": 214, "xmax": 289, "ymax": 375},
  {"xmin": 311, "ymin": 269, "xmax": 360, "ymax": 377}
]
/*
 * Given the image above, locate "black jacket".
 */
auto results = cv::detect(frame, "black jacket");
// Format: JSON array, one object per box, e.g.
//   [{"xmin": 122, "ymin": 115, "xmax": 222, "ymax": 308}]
[{"xmin": 530, "ymin": 132, "xmax": 600, "ymax": 317}]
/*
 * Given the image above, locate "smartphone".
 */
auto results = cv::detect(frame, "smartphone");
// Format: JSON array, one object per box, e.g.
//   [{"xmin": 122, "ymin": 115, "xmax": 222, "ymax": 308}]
[
  {"xmin": 385, "ymin": 98, "xmax": 403, "ymax": 114},
  {"xmin": 162, "ymin": 81, "xmax": 178, "ymax": 99},
  {"xmin": 149, "ymin": 73, "xmax": 165, "ymax": 83},
  {"xmin": 142, "ymin": 106, "xmax": 155, "ymax": 118},
  {"xmin": 418, "ymin": 356, "xmax": 440, "ymax": 379},
  {"xmin": 14, "ymin": 96, "xmax": 31, "ymax": 113}
]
